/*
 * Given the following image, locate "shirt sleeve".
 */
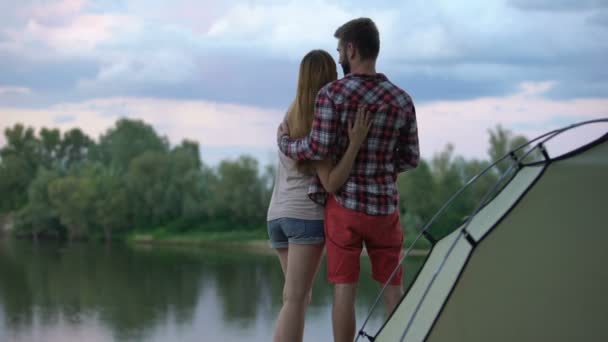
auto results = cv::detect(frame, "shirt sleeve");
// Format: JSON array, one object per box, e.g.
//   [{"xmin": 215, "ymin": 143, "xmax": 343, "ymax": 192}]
[
  {"xmin": 278, "ymin": 86, "xmax": 337, "ymax": 161},
  {"xmin": 395, "ymin": 103, "xmax": 420, "ymax": 173}
]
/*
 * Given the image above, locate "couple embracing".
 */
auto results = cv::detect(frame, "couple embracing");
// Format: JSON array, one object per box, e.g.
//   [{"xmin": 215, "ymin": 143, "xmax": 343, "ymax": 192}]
[{"xmin": 266, "ymin": 17, "xmax": 420, "ymax": 342}]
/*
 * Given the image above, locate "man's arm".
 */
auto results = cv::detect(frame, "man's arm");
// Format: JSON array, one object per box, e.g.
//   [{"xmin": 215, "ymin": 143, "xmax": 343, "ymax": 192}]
[
  {"xmin": 278, "ymin": 87, "xmax": 337, "ymax": 161},
  {"xmin": 395, "ymin": 104, "xmax": 420, "ymax": 173}
]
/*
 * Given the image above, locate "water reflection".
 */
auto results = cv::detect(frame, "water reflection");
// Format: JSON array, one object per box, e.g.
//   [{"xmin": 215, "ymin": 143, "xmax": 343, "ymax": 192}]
[{"xmin": 0, "ymin": 240, "xmax": 425, "ymax": 341}]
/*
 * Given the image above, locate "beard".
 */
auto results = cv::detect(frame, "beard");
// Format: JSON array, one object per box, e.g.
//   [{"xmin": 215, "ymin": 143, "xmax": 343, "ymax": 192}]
[{"xmin": 340, "ymin": 59, "xmax": 351, "ymax": 77}]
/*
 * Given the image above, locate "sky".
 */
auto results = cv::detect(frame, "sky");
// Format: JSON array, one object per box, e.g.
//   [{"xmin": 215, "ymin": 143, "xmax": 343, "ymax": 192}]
[{"xmin": 0, "ymin": 0, "xmax": 607, "ymax": 167}]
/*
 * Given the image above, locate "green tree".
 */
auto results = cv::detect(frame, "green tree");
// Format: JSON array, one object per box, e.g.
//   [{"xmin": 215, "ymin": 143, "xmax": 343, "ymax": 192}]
[
  {"xmin": 163, "ymin": 143, "xmax": 206, "ymax": 228},
  {"xmin": 260, "ymin": 164, "xmax": 276, "ymax": 209},
  {"xmin": 126, "ymin": 151, "xmax": 173, "ymax": 228},
  {"xmin": 96, "ymin": 119, "xmax": 168, "ymax": 172},
  {"xmin": 488, "ymin": 125, "xmax": 529, "ymax": 175},
  {"xmin": 58, "ymin": 128, "xmax": 95, "ymax": 170},
  {"xmin": 0, "ymin": 124, "xmax": 40, "ymax": 211},
  {"xmin": 14, "ymin": 168, "xmax": 62, "ymax": 241},
  {"xmin": 170, "ymin": 144, "xmax": 212, "ymax": 227},
  {"xmin": 126, "ymin": 141, "xmax": 207, "ymax": 231},
  {"xmin": 1, "ymin": 124, "xmax": 38, "ymax": 160},
  {"xmin": 398, "ymin": 160, "xmax": 436, "ymax": 229},
  {"xmin": 209, "ymin": 156, "xmax": 267, "ymax": 228},
  {"xmin": 95, "ymin": 170, "xmax": 129, "ymax": 243},
  {"xmin": 38, "ymin": 127, "xmax": 62, "ymax": 169},
  {"xmin": 427, "ymin": 144, "xmax": 468, "ymax": 239},
  {"xmin": 0, "ymin": 156, "xmax": 33, "ymax": 212},
  {"xmin": 179, "ymin": 169, "xmax": 209, "ymax": 224},
  {"xmin": 48, "ymin": 175, "xmax": 96, "ymax": 242},
  {"xmin": 455, "ymin": 158, "xmax": 500, "ymax": 212},
  {"xmin": 173, "ymin": 139, "xmax": 202, "ymax": 169}
]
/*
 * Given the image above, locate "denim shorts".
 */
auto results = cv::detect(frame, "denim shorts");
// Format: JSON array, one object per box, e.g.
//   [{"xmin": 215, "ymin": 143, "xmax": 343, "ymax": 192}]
[{"xmin": 267, "ymin": 218, "xmax": 325, "ymax": 249}]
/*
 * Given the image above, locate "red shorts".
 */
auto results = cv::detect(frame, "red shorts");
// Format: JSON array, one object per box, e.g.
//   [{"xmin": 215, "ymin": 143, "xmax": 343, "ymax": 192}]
[{"xmin": 324, "ymin": 196, "xmax": 404, "ymax": 285}]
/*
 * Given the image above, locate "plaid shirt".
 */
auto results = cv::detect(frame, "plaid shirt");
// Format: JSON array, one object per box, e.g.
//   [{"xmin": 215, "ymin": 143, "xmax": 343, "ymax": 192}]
[{"xmin": 278, "ymin": 73, "xmax": 419, "ymax": 215}]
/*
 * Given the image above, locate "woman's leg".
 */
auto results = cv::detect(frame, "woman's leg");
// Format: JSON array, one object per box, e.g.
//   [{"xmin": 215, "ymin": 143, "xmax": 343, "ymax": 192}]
[
  {"xmin": 273, "ymin": 243, "xmax": 324, "ymax": 342},
  {"xmin": 276, "ymin": 247, "xmax": 317, "ymax": 304},
  {"xmin": 276, "ymin": 247, "xmax": 288, "ymax": 276}
]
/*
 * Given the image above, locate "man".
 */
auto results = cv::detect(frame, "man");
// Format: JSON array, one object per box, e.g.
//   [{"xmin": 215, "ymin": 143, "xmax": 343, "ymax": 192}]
[{"xmin": 277, "ymin": 17, "xmax": 419, "ymax": 342}]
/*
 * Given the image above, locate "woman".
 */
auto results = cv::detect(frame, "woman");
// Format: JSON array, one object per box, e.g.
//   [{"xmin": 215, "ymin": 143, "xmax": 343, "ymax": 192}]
[{"xmin": 267, "ymin": 49, "xmax": 371, "ymax": 342}]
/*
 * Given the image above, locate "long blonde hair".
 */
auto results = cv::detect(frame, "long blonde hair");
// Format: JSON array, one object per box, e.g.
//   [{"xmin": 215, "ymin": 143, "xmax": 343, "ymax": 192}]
[{"xmin": 287, "ymin": 49, "xmax": 337, "ymax": 174}]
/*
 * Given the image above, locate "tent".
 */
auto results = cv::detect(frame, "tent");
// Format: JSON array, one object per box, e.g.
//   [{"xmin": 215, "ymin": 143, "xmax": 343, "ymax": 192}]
[{"xmin": 358, "ymin": 119, "xmax": 608, "ymax": 342}]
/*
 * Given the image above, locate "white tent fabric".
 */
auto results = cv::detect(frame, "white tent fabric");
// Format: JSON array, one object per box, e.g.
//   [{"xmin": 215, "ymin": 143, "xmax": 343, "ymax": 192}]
[{"xmin": 372, "ymin": 128, "xmax": 608, "ymax": 342}]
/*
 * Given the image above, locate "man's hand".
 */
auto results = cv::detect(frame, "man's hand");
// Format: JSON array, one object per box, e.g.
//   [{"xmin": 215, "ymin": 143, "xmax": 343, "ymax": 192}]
[{"xmin": 277, "ymin": 121, "xmax": 290, "ymax": 140}]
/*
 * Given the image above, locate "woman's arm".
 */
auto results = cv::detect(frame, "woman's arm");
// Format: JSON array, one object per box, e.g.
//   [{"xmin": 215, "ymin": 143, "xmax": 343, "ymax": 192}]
[{"xmin": 315, "ymin": 106, "xmax": 371, "ymax": 194}]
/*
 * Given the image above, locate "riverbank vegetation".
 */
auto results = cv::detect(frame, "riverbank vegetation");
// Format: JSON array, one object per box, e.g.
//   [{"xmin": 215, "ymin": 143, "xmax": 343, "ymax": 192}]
[{"xmin": 0, "ymin": 118, "xmax": 528, "ymax": 249}]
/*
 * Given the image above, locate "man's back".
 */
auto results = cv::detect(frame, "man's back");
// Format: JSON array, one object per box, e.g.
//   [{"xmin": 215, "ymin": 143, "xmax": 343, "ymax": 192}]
[{"xmin": 309, "ymin": 72, "xmax": 419, "ymax": 215}]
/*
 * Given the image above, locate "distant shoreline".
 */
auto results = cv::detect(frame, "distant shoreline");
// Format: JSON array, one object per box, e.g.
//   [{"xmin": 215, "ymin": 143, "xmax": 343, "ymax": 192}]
[
  {"xmin": 130, "ymin": 235, "xmax": 430, "ymax": 257},
  {"xmin": 2, "ymin": 230, "xmax": 430, "ymax": 257}
]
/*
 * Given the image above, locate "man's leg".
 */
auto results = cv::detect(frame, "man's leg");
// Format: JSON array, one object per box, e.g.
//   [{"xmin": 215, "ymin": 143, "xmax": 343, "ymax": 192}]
[
  {"xmin": 364, "ymin": 210, "xmax": 405, "ymax": 315},
  {"xmin": 333, "ymin": 283, "xmax": 358, "ymax": 342},
  {"xmin": 382, "ymin": 285, "xmax": 403, "ymax": 316},
  {"xmin": 325, "ymin": 196, "xmax": 363, "ymax": 342}
]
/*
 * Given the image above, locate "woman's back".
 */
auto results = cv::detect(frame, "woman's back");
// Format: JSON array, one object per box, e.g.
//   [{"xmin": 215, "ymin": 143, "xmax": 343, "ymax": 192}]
[{"xmin": 267, "ymin": 151, "xmax": 324, "ymax": 221}]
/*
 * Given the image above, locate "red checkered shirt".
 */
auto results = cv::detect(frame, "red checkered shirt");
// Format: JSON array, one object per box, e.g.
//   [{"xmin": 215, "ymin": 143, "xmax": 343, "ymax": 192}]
[{"xmin": 278, "ymin": 73, "xmax": 419, "ymax": 215}]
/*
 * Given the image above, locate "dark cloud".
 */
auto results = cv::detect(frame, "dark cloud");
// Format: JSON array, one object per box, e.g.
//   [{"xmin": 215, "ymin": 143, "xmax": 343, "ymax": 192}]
[
  {"xmin": 2, "ymin": 49, "xmax": 607, "ymax": 111},
  {"xmin": 387, "ymin": 73, "xmax": 518, "ymax": 103},
  {"xmin": 588, "ymin": 11, "xmax": 608, "ymax": 26},
  {"xmin": 545, "ymin": 78, "xmax": 608, "ymax": 100},
  {"xmin": 74, "ymin": 53, "xmax": 300, "ymax": 109},
  {"xmin": 382, "ymin": 51, "xmax": 608, "ymax": 102},
  {"xmin": 1, "ymin": 1, "xmax": 607, "ymax": 112},
  {"xmin": 0, "ymin": 55, "xmax": 98, "ymax": 93},
  {"xmin": 509, "ymin": 0, "xmax": 608, "ymax": 12}
]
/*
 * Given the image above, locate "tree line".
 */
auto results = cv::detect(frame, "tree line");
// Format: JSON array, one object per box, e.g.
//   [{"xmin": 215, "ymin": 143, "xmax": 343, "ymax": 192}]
[{"xmin": 0, "ymin": 118, "xmax": 528, "ymax": 243}]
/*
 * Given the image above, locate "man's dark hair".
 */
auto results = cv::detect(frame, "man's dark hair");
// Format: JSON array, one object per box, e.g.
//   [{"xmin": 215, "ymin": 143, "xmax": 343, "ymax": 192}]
[{"xmin": 334, "ymin": 17, "xmax": 380, "ymax": 61}]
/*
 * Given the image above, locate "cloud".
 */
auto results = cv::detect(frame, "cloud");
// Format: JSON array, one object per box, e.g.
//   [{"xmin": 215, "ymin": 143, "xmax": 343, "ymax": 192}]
[
  {"xmin": 122, "ymin": 0, "xmax": 229, "ymax": 33},
  {"xmin": 69, "ymin": 1, "xmax": 356, "ymax": 94},
  {"xmin": 0, "ymin": 86, "xmax": 31, "ymax": 95},
  {"xmin": 0, "ymin": 97, "xmax": 284, "ymax": 166},
  {"xmin": 26, "ymin": 0, "xmax": 87, "ymax": 23},
  {"xmin": 201, "ymin": 0, "xmax": 606, "ymax": 70},
  {"xmin": 416, "ymin": 81, "xmax": 608, "ymax": 159},
  {"xmin": 509, "ymin": 0, "xmax": 608, "ymax": 12},
  {"xmin": 75, "ymin": 54, "xmax": 299, "ymax": 108},
  {"xmin": 0, "ymin": 0, "xmax": 141, "ymax": 59},
  {"xmin": 1, "ymin": 82, "xmax": 606, "ymax": 166},
  {"xmin": 203, "ymin": 0, "xmax": 403, "ymax": 62},
  {"xmin": 70, "ymin": 97, "xmax": 284, "ymax": 148},
  {"xmin": 588, "ymin": 10, "xmax": 608, "ymax": 26},
  {"xmin": 0, "ymin": 0, "xmax": 607, "ymax": 115},
  {"xmin": 78, "ymin": 50, "xmax": 198, "ymax": 86}
]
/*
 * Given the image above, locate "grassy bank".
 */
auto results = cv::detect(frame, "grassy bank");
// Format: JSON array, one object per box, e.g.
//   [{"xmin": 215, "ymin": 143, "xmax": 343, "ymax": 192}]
[
  {"xmin": 127, "ymin": 226, "xmax": 431, "ymax": 253},
  {"xmin": 128, "ymin": 228, "xmax": 267, "ymax": 244}
]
